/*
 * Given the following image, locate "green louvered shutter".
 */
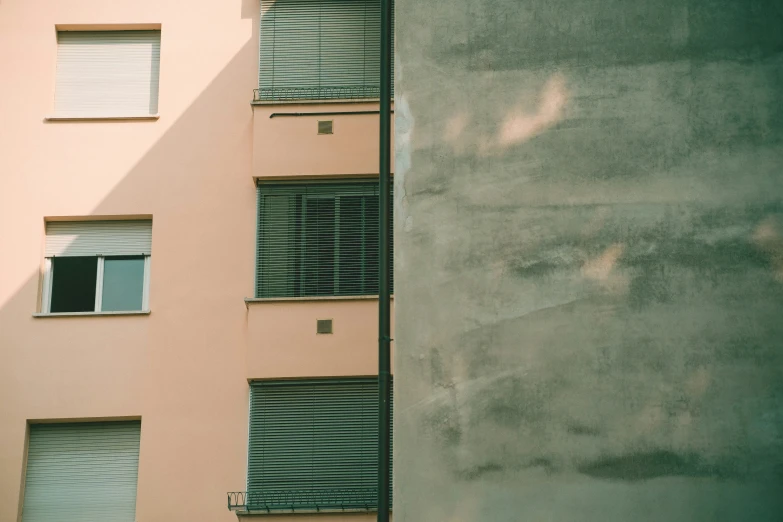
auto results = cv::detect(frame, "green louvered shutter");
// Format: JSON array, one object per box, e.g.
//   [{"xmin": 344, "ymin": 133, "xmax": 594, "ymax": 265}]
[
  {"xmin": 256, "ymin": 181, "xmax": 393, "ymax": 298},
  {"xmin": 247, "ymin": 378, "xmax": 392, "ymax": 511},
  {"xmin": 258, "ymin": 0, "xmax": 394, "ymax": 101},
  {"xmin": 22, "ymin": 422, "xmax": 141, "ymax": 522}
]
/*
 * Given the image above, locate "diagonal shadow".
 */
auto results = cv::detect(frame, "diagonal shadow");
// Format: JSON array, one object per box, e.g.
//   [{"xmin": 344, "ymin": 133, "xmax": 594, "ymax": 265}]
[{"xmin": 0, "ymin": 0, "xmax": 274, "ymax": 520}]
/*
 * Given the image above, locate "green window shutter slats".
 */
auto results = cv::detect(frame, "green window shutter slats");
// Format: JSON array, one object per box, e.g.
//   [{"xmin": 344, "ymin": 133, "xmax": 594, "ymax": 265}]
[
  {"xmin": 248, "ymin": 378, "xmax": 392, "ymax": 511},
  {"xmin": 258, "ymin": 0, "xmax": 394, "ymax": 101},
  {"xmin": 22, "ymin": 422, "xmax": 141, "ymax": 522},
  {"xmin": 256, "ymin": 181, "xmax": 393, "ymax": 298}
]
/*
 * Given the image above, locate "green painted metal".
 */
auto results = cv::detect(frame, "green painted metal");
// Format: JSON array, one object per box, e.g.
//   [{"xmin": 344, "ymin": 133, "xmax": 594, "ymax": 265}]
[
  {"xmin": 21, "ymin": 421, "xmax": 141, "ymax": 522},
  {"xmin": 258, "ymin": 0, "xmax": 394, "ymax": 100},
  {"xmin": 377, "ymin": 0, "xmax": 393, "ymax": 519},
  {"xmin": 256, "ymin": 180, "xmax": 393, "ymax": 298},
  {"xmin": 247, "ymin": 378, "xmax": 393, "ymax": 509}
]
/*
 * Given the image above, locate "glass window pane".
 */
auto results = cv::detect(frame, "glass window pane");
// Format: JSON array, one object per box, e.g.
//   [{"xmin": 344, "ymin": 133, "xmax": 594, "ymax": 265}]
[
  {"xmin": 101, "ymin": 256, "xmax": 145, "ymax": 312},
  {"xmin": 50, "ymin": 257, "xmax": 98, "ymax": 313}
]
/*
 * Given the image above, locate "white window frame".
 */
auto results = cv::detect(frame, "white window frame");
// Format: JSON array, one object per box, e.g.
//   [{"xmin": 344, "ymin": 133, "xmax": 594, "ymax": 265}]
[{"xmin": 41, "ymin": 255, "xmax": 151, "ymax": 314}]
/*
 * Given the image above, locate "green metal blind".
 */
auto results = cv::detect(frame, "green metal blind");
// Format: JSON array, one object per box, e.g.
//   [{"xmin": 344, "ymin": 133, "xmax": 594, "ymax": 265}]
[
  {"xmin": 258, "ymin": 0, "xmax": 394, "ymax": 101},
  {"xmin": 248, "ymin": 378, "xmax": 392, "ymax": 511},
  {"xmin": 256, "ymin": 180, "xmax": 393, "ymax": 298},
  {"xmin": 21, "ymin": 421, "xmax": 141, "ymax": 522}
]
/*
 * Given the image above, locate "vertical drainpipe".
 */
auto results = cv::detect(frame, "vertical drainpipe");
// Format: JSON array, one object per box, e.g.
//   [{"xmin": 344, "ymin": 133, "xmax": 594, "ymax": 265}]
[{"xmin": 377, "ymin": 0, "xmax": 393, "ymax": 519}]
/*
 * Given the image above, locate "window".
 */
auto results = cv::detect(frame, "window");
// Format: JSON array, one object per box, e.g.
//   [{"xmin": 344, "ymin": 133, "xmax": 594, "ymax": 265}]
[
  {"xmin": 41, "ymin": 220, "xmax": 152, "ymax": 314},
  {"xmin": 247, "ymin": 378, "xmax": 392, "ymax": 512},
  {"xmin": 54, "ymin": 30, "xmax": 161, "ymax": 117},
  {"xmin": 21, "ymin": 421, "xmax": 141, "ymax": 522},
  {"xmin": 255, "ymin": 181, "xmax": 392, "ymax": 298},
  {"xmin": 258, "ymin": 0, "xmax": 394, "ymax": 101}
]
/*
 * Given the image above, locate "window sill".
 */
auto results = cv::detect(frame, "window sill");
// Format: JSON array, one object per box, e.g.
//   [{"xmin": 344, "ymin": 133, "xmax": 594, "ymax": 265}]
[
  {"xmin": 44, "ymin": 114, "xmax": 160, "ymax": 122},
  {"xmin": 33, "ymin": 310, "xmax": 151, "ymax": 318},
  {"xmin": 245, "ymin": 295, "xmax": 393, "ymax": 307}
]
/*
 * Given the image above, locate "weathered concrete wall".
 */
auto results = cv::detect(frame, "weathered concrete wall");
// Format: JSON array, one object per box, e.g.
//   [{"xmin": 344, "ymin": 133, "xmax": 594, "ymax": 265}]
[{"xmin": 394, "ymin": 1, "xmax": 783, "ymax": 520}]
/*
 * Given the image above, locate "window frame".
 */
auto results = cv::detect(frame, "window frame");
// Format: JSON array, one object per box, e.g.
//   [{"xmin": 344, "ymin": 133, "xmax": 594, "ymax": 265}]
[
  {"xmin": 40, "ymin": 255, "xmax": 151, "ymax": 315},
  {"xmin": 255, "ymin": 179, "xmax": 392, "ymax": 299}
]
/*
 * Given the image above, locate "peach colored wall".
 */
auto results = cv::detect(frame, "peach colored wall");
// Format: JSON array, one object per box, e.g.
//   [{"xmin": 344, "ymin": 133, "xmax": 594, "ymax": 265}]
[
  {"xmin": 246, "ymin": 299, "xmax": 394, "ymax": 379},
  {"xmin": 0, "ymin": 1, "xmax": 390, "ymax": 522},
  {"xmin": 253, "ymin": 102, "xmax": 395, "ymax": 178}
]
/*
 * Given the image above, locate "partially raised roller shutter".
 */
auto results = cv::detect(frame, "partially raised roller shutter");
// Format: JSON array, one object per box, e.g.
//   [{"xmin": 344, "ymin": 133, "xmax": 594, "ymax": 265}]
[
  {"xmin": 22, "ymin": 421, "xmax": 141, "ymax": 522},
  {"xmin": 45, "ymin": 220, "xmax": 152, "ymax": 257},
  {"xmin": 247, "ymin": 378, "xmax": 392, "ymax": 511},
  {"xmin": 54, "ymin": 30, "xmax": 161, "ymax": 117}
]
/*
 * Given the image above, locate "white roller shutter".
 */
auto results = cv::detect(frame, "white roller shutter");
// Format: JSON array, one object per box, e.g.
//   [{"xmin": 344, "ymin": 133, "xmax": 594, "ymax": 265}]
[
  {"xmin": 45, "ymin": 220, "xmax": 152, "ymax": 257},
  {"xmin": 22, "ymin": 422, "xmax": 141, "ymax": 522},
  {"xmin": 54, "ymin": 30, "xmax": 161, "ymax": 117}
]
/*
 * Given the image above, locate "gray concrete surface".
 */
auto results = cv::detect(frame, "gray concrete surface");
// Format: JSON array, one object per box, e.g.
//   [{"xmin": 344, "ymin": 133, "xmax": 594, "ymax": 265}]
[{"xmin": 394, "ymin": 1, "xmax": 783, "ymax": 520}]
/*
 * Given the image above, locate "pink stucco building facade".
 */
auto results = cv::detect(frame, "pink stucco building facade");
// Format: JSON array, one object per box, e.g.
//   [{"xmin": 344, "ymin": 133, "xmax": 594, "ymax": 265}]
[{"xmin": 0, "ymin": 1, "xmax": 394, "ymax": 521}]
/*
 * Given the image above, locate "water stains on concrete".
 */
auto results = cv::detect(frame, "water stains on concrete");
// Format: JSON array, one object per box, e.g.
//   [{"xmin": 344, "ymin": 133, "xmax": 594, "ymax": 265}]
[
  {"xmin": 578, "ymin": 451, "xmax": 719, "ymax": 481},
  {"xmin": 395, "ymin": 0, "xmax": 783, "ymax": 519}
]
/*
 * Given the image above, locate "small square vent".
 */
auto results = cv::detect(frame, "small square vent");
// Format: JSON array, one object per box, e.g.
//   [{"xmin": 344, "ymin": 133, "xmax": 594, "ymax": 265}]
[
  {"xmin": 317, "ymin": 120, "xmax": 334, "ymax": 135},
  {"xmin": 317, "ymin": 319, "xmax": 333, "ymax": 334}
]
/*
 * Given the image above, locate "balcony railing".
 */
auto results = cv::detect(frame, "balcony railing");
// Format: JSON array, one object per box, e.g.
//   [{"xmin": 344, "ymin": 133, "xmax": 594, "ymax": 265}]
[
  {"xmin": 228, "ymin": 488, "xmax": 383, "ymax": 513},
  {"xmin": 253, "ymin": 85, "xmax": 382, "ymax": 102}
]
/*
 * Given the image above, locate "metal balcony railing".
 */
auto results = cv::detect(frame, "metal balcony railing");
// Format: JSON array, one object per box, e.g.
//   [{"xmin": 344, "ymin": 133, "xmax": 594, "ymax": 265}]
[
  {"xmin": 253, "ymin": 85, "xmax": 382, "ymax": 102},
  {"xmin": 228, "ymin": 488, "xmax": 384, "ymax": 513}
]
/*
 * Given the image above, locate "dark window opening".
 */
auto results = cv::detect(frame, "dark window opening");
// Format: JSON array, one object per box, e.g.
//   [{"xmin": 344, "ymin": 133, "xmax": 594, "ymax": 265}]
[{"xmin": 50, "ymin": 256, "xmax": 98, "ymax": 313}]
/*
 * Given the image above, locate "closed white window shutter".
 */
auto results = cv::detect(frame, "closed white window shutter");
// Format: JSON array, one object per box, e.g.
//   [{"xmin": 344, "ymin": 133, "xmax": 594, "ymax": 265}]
[
  {"xmin": 22, "ymin": 422, "xmax": 141, "ymax": 522},
  {"xmin": 54, "ymin": 30, "xmax": 161, "ymax": 117},
  {"xmin": 45, "ymin": 220, "xmax": 152, "ymax": 257}
]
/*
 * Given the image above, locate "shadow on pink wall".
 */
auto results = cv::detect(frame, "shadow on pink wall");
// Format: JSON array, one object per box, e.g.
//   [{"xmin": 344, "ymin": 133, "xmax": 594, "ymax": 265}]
[{"xmin": 0, "ymin": 0, "xmax": 260, "ymax": 519}]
